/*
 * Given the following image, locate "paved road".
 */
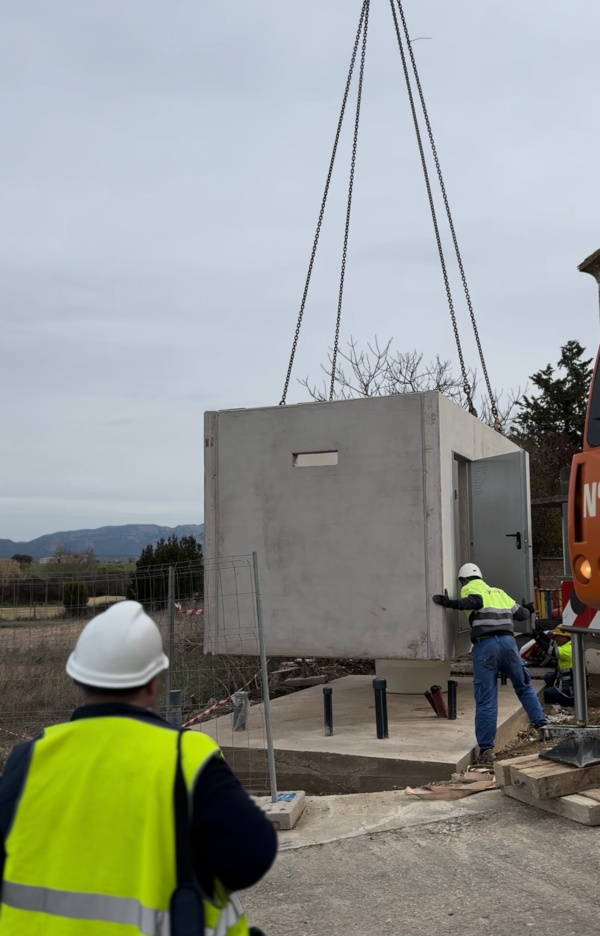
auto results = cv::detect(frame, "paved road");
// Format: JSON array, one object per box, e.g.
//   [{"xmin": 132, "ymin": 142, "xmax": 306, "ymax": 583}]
[{"xmin": 244, "ymin": 790, "xmax": 600, "ymax": 936}]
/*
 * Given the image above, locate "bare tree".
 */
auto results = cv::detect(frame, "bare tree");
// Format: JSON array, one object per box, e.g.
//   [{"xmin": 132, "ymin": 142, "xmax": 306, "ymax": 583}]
[
  {"xmin": 299, "ymin": 336, "xmax": 524, "ymax": 432},
  {"xmin": 51, "ymin": 542, "xmax": 96, "ymax": 569}
]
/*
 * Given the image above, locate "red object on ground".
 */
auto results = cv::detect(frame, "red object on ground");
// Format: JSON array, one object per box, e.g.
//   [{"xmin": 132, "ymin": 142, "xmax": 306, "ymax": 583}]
[{"xmin": 430, "ymin": 685, "xmax": 449, "ymax": 718}]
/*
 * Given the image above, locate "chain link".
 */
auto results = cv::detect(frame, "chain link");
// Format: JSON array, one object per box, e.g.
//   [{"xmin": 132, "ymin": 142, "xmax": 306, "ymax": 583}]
[
  {"xmin": 330, "ymin": 2, "xmax": 370, "ymax": 401},
  {"xmin": 388, "ymin": 0, "xmax": 476, "ymax": 416},
  {"xmin": 280, "ymin": 1, "xmax": 370, "ymax": 406},
  {"xmin": 394, "ymin": 0, "xmax": 500, "ymax": 427}
]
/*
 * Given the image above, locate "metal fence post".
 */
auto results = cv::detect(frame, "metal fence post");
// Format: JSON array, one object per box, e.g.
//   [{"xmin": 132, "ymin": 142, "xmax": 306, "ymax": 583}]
[
  {"xmin": 252, "ymin": 552, "xmax": 278, "ymax": 803},
  {"xmin": 166, "ymin": 565, "xmax": 175, "ymax": 701}
]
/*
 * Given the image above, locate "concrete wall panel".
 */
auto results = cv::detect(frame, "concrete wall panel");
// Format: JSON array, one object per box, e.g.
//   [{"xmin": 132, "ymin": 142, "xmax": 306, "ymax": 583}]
[{"xmin": 204, "ymin": 393, "xmax": 526, "ymax": 661}]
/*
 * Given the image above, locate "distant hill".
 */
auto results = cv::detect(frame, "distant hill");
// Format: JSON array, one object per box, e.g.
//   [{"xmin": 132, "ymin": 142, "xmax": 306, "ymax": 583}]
[{"xmin": 0, "ymin": 524, "xmax": 204, "ymax": 560}]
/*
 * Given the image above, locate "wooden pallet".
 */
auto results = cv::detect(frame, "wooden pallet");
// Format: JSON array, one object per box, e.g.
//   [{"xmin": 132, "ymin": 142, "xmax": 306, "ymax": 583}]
[{"xmin": 495, "ymin": 754, "xmax": 600, "ymax": 826}]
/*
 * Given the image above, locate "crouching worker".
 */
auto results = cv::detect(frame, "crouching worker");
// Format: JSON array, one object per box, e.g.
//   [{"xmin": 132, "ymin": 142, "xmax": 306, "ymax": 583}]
[
  {"xmin": 535, "ymin": 625, "xmax": 583, "ymax": 707},
  {"xmin": 0, "ymin": 601, "xmax": 277, "ymax": 935}
]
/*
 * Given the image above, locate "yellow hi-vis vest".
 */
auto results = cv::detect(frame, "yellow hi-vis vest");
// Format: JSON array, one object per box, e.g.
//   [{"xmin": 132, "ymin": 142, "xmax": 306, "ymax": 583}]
[
  {"xmin": 460, "ymin": 579, "xmax": 518, "ymax": 641},
  {"xmin": 0, "ymin": 717, "xmax": 249, "ymax": 936},
  {"xmin": 558, "ymin": 640, "xmax": 573, "ymax": 672}
]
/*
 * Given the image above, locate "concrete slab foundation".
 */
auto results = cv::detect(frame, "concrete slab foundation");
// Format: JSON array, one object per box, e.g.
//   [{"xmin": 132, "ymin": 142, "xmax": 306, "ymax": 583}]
[{"xmin": 194, "ymin": 675, "xmax": 543, "ymax": 795}]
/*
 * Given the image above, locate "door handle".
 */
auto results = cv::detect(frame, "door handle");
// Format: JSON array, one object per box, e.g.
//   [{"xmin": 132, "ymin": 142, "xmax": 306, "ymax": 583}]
[{"xmin": 506, "ymin": 532, "xmax": 522, "ymax": 550}]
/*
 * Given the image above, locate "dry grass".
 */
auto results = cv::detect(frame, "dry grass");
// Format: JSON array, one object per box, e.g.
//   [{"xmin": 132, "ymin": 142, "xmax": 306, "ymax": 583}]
[
  {"xmin": 0, "ymin": 606, "xmax": 66, "ymax": 621},
  {"xmin": 0, "ymin": 595, "xmax": 125, "ymax": 622},
  {"xmin": 0, "ymin": 611, "xmax": 265, "ymax": 771}
]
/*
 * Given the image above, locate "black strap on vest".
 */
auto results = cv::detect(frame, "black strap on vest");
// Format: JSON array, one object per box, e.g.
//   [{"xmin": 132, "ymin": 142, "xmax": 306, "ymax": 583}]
[{"xmin": 170, "ymin": 730, "xmax": 205, "ymax": 935}]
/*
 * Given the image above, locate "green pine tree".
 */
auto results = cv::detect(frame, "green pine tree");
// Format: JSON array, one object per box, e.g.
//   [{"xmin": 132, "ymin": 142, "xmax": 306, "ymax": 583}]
[{"xmin": 511, "ymin": 340, "xmax": 593, "ymax": 557}]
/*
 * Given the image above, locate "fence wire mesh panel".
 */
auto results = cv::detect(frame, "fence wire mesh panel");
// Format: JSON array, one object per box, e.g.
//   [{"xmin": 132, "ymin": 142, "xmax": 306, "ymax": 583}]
[
  {"xmin": 198, "ymin": 554, "xmax": 274, "ymax": 796},
  {"xmin": 0, "ymin": 564, "xmax": 135, "ymax": 755},
  {"xmin": 0, "ymin": 556, "xmax": 276, "ymax": 797}
]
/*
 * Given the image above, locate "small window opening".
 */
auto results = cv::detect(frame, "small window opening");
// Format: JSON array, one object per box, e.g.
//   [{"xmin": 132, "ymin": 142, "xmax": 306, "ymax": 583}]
[{"xmin": 292, "ymin": 451, "xmax": 338, "ymax": 468}]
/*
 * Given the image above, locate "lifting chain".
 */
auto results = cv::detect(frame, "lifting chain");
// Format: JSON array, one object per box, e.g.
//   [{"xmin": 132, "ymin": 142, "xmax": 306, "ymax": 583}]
[
  {"xmin": 280, "ymin": 0, "xmax": 500, "ymax": 429},
  {"xmin": 280, "ymin": 1, "xmax": 370, "ymax": 406},
  {"xmin": 392, "ymin": 0, "xmax": 501, "ymax": 428},
  {"xmin": 389, "ymin": 0, "xmax": 476, "ymax": 417},
  {"xmin": 330, "ymin": 2, "xmax": 370, "ymax": 401}
]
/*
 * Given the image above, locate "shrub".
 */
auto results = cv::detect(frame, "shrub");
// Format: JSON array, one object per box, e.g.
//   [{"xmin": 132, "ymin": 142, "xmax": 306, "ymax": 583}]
[{"xmin": 63, "ymin": 582, "xmax": 89, "ymax": 617}]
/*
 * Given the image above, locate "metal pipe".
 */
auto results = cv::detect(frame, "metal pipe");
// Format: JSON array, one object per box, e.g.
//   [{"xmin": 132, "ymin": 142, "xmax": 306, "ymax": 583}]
[
  {"xmin": 168, "ymin": 689, "xmax": 183, "ymax": 728},
  {"xmin": 430, "ymin": 685, "xmax": 448, "ymax": 718},
  {"xmin": 572, "ymin": 630, "xmax": 588, "ymax": 725},
  {"xmin": 323, "ymin": 686, "xmax": 333, "ymax": 736},
  {"xmin": 447, "ymin": 680, "xmax": 457, "ymax": 720},
  {"xmin": 424, "ymin": 689, "xmax": 438, "ymax": 713},
  {"xmin": 253, "ymin": 552, "xmax": 278, "ymax": 802},
  {"xmin": 373, "ymin": 677, "xmax": 389, "ymax": 739},
  {"xmin": 232, "ymin": 690, "xmax": 249, "ymax": 732}
]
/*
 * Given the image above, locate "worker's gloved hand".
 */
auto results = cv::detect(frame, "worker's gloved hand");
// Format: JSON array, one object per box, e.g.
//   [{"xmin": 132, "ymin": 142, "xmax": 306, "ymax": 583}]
[
  {"xmin": 522, "ymin": 600, "xmax": 536, "ymax": 615},
  {"xmin": 432, "ymin": 594, "xmax": 451, "ymax": 607}
]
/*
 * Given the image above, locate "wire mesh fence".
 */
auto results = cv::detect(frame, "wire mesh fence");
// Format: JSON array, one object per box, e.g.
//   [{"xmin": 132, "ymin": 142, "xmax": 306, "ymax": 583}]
[{"xmin": 0, "ymin": 555, "xmax": 276, "ymax": 796}]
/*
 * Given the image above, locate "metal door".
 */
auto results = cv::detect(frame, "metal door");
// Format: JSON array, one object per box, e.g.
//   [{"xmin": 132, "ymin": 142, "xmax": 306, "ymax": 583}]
[{"xmin": 469, "ymin": 451, "xmax": 534, "ymax": 628}]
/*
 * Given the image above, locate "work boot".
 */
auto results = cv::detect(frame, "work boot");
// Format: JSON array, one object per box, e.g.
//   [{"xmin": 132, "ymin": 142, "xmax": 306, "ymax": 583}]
[
  {"xmin": 533, "ymin": 719, "xmax": 549, "ymax": 740},
  {"xmin": 476, "ymin": 748, "xmax": 496, "ymax": 766}
]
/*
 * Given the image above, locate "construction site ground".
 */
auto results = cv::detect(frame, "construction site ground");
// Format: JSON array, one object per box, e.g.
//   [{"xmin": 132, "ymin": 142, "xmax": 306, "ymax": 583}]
[
  {"xmin": 244, "ymin": 786, "xmax": 600, "ymax": 936},
  {"xmin": 241, "ymin": 655, "xmax": 600, "ymax": 934}
]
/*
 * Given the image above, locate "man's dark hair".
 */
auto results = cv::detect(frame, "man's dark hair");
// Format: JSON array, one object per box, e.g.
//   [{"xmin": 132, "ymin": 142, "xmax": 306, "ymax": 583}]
[{"xmin": 76, "ymin": 682, "xmax": 149, "ymax": 703}]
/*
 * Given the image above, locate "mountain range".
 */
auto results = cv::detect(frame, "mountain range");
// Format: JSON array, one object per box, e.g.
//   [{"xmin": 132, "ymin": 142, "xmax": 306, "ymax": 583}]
[{"xmin": 0, "ymin": 524, "xmax": 205, "ymax": 560}]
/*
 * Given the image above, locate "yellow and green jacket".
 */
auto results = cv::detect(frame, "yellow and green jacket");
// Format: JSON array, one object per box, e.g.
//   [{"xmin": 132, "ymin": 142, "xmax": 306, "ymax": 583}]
[
  {"xmin": 446, "ymin": 578, "xmax": 529, "ymax": 642},
  {"xmin": 0, "ymin": 704, "xmax": 277, "ymax": 935}
]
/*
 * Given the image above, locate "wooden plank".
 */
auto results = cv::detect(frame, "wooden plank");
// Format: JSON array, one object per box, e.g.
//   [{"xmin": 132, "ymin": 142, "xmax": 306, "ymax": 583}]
[
  {"xmin": 494, "ymin": 754, "xmax": 542, "ymax": 787},
  {"xmin": 579, "ymin": 788, "xmax": 600, "ymax": 803},
  {"xmin": 510, "ymin": 761, "xmax": 600, "ymax": 800},
  {"xmin": 503, "ymin": 784, "xmax": 600, "ymax": 826},
  {"xmin": 509, "ymin": 762, "xmax": 569, "ymax": 784}
]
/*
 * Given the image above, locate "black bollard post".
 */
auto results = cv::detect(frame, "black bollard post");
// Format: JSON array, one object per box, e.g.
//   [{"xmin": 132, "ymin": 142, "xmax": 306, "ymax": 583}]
[
  {"xmin": 373, "ymin": 677, "xmax": 389, "ymax": 739},
  {"xmin": 447, "ymin": 680, "xmax": 457, "ymax": 720},
  {"xmin": 499, "ymin": 671, "xmax": 507, "ymax": 685},
  {"xmin": 323, "ymin": 685, "xmax": 333, "ymax": 737}
]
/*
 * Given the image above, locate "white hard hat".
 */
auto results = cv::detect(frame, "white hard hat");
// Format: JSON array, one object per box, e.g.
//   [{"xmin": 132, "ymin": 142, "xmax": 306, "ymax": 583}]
[
  {"xmin": 458, "ymin": 563, "xmax": 482, "ymax": 580},
  {"xmin": 66, "ymin": 600, "xmax": 169, "ymax": 689}
]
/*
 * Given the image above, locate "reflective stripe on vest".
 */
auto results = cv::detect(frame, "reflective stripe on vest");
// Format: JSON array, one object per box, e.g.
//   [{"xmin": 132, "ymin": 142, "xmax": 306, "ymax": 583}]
[
  {"xmin": 461, "ymin": 579, "xmax": 517, "ymax": 641},
  {"xmin": 1, "ymin": 881, "xmax": 169, "ymax": 936},
  {"xmin": 0, "ymin": 717, "xmax": 248, "ymax": 936},
  {"xmin": 1, "ymin": 881, "xmax": 246, "ymax": 936}
]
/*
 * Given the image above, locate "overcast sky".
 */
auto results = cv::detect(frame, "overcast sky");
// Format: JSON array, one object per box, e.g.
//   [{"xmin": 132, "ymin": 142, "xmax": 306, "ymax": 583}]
[{"xmin": 2, "ymin": 0, "xmax": 599, "ymax": 542}]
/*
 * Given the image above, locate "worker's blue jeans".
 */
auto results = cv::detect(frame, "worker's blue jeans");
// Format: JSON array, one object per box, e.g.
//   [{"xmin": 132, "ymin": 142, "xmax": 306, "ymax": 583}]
[{"xmin": 472, "ymin": 634, "xmax": 547, "ymax": 751}]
